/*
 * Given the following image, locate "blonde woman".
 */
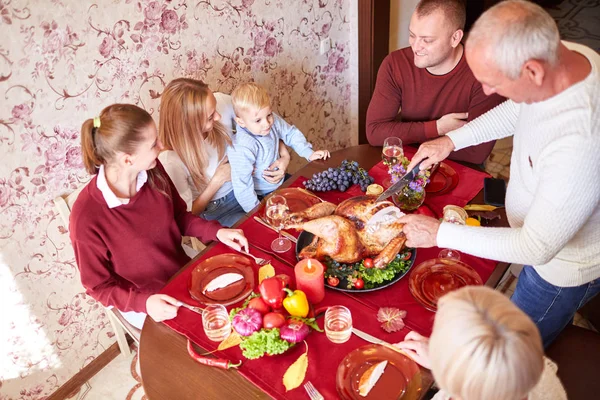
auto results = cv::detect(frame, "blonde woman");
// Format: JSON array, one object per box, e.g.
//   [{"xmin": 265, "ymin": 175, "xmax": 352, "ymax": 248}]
[
  {"xmin": 395, "ymin": 286, "xmax": 566, "ymax": 400},
  {"xmin": 158, "ymin": 78, "xmax": 291, "ymax": 227}
]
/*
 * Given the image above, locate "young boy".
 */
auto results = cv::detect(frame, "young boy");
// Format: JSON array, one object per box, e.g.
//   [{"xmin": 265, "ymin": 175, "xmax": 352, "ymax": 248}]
[{"xmin": 228, "ymin": 82, "xmax": 330, "ymax": 212}]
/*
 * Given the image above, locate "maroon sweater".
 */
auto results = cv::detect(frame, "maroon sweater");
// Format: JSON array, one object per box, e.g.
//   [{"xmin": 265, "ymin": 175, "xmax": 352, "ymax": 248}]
[
  {"xmin": 70, "ymin": 162, "xmax": 222, "ymax": 313},
  {"xmin": 366, "ymin": 47, "xmax": 505, "ymax": 164}
]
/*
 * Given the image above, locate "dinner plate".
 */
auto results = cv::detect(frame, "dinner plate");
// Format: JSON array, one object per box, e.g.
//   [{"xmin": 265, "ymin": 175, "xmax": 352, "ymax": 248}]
[
  {"xmin": 408, "ymin": 257, "xmax": 483, "ymax": 312},
  {"xmin": 296, "ymin": 231, "xmax": 416, "ymax": 292},
  {"xmin": 188, "ymin": 253, "xmax": 254, "ymax": 306},
  {"xmin": 426, "ymin": 162, "xmax": 458, "ymax": 195},
  {"xmin": 336, "ymin": 344, "xmax": 423, "ymax": 400},
  {"xmin": 262, "ymin": 187, "xmax": 321, "ymax": 214}
]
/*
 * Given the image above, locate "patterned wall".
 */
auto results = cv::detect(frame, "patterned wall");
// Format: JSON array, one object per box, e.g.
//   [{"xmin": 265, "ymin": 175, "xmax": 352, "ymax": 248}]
[{"xmin": 0, "ymin": 0, "xmax": 357, "ymax": 397}]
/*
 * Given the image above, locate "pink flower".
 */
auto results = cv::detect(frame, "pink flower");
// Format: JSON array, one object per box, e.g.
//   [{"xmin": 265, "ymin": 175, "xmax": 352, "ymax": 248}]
[
  {"xmin": 253, "ymin": 31, "xmax": 267, "ymax": 48},
  {"xmin": 11, "ymin": 104, "xmax": 32, "ymax": 120},
  {"xmin": 264, "ymin": 37, "xmax": 278, "ymax": 57},
  {"xmin": 58, "ymin": 308, "xmax": 75, "ymax": 326},
  {"xmin": 65, "ymin": 146, "xmax": 83, "ymax": 169},
  {"xmin": 335, "ymin": 56, "xmax": 346, "ymax": 73},
  {"xmin": 99, "ymin": 36, "xmax": 116, "ymax": 58},
  {"xmin": 144, "ymin": 1, "xmax": 162, "ymax": 21},
  {"xmin": 44, "ymin": 142, "xmax": 65, "ymax": 167},
  {"xmin": 43, "ymin": 30, "xmax": 63, "ymax": 53},
  {"xmin": 159, "ymin": 10, "xmax": 178, "ymax": 34},
  {"xmin": 0, "ymin": 180, "xmax": 13, "ymax": 208},
  {"xmin": 221, "ymin": 60, "xmax": 234, "ymax": 77},
  {"xmin": 242, "ymin": 0, "xmax": 255, "ymax": 8}
]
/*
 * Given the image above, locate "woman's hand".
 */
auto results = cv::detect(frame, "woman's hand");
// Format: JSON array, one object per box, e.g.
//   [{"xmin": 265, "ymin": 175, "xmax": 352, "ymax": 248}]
[
  {"xmin": 146, "ymin": 294, "xmax": 180, "ymax": 322},
  {"xmin": 309, "ymin": 150, "xmax": 330, "ymax": 161},
  {"xmin": 397, "ymin": 214, "xmax": 441, "ymax": 248},
  {"xmin": 212, "ymin": 158, "xmax": 232, "ymax": 187},
  {"xmin": 263, "ymin": 156, "xmax": 290, "ymax": 183},
  {"xmin": 394, "ymin": 331, "xmax": 431, "ymax": 369},
  {"xmin": 217, "ymin": 228, "xmax": 249, "ymax": 253}
]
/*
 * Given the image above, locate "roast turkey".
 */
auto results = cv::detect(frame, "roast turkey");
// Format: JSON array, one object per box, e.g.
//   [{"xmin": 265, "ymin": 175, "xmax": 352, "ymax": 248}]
[{"xmin": 286, "ymin": 196, "xmax": 406, "ymax": 268}]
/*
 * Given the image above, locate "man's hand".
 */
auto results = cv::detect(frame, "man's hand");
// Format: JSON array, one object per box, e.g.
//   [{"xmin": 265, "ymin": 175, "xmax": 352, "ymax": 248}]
[
  {"xmin": 146, "ymin": 294, "xmax": 180, "ymax": 322},
  {"xmin": 398, "ymin": 214, "xmax": 441, "ymax": 248},
  {"xmin": 406, "ymin": 136, "xmax": 455, "ymax": 172},
  {"xmin": 394, "ymin": 331, "xmax": 431, "ymax": 369},
  {"xmin": 216, "ymin": 228, "xmax": 249, "ymax": 253},
  {"xmin": 436, "ymin": 112, "xmax": 468, "ymax": 135},
  {"xmin": 309, "ymin": 150, "xmax": 330, "ymax": 161}
]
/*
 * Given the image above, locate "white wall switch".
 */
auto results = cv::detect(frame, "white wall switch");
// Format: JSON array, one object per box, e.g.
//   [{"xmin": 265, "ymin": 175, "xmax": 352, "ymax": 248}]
[{"xmin": 319, "ymin": 37, "xmax": 332, "ymax": 55}]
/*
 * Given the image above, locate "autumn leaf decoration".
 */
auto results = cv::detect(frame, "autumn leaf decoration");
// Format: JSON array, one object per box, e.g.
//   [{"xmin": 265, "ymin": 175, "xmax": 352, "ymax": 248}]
[
  {"xmin": 218, "ymin": 331, "xmax": 243, "ymax": 351},
  {"xmin": 283, "ymin": 342, "xmax": 309, "ymax": 391},
  {"xmin": 377, "ymin": 307, "xmax": 407, "ymax": 333}
]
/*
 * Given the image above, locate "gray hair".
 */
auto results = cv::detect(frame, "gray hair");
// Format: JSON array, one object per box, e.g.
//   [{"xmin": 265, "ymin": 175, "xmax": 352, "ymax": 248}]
[{"xmin": 467, "ymin": 0, "xmax": 560, "ymax": 80}]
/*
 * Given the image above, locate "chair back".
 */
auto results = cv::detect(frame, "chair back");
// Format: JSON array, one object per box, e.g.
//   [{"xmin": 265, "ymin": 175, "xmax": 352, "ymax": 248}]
[{"xmin": 53, "ymin": 185, "xmax": 86, "ymax": 226}]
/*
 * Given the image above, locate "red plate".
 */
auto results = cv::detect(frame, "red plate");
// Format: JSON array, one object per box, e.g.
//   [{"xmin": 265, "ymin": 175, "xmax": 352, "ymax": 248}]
[
  {"xmin": 336, "ymin": 344, "xmax": 423, "ymax": 400},
  {"xmin": 426, "ymin": 162, "xmax": 458, "ymax": 195},
  {"xmin": 408, "ymin": 257, "xmax": 483, "ymax": 312},
  {"xmin": 189, "ymin": 253, "xmax": 254, "ymax": 306},
  {"xmin": 269, "ymin": 187, "xmax": 321, "ymax": 213}
]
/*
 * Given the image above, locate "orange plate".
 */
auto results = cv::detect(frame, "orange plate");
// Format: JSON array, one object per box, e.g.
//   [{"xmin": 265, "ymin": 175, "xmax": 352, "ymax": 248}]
[
  {"xmin": 189, "ymin": 254, "xmax": 254, "ymax": 306},
  {"xmin": 408, "ymin": 257, "xmax": 483, "ymax": 312},
  {"xmin": 336, "ymin": 344, "xmax": 422, "ymax": 400},
  {"xmin": 261, "ymin": 187, "xmax": 321, "ymax": 216},
  {"xmin": 426, "ymin": 162, "xmax": 459, "ymax": 195}
]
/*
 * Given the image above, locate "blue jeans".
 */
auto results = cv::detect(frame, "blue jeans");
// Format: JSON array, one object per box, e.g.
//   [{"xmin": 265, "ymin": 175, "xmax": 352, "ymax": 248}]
[
  {"xmin": 200, "ymin": 191, "xmax": 245, "ymax": 228},
  {"xmin": 511, "ymin": 265, "xmax": 600, "ymax": 348}
]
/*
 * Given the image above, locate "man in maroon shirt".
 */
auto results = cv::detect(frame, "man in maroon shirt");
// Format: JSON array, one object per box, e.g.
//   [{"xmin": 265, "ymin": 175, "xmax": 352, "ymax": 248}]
[{"xmin": 366, "ymin": 0, "xmax": 505, "ymax": 164}]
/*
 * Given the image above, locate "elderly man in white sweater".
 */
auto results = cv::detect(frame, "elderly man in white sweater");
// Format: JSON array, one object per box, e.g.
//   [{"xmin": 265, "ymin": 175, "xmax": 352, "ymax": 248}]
[{"xmin": 400, "ymin": 0, "xmax": 600, "ymax": 347}]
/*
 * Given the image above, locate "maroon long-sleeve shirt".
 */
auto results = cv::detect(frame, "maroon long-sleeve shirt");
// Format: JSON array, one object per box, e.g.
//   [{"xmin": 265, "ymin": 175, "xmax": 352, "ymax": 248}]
[
  {"xmin": 70, "ymin": 162, "xmax": 222, "ymax": 313},
  {"xmin": 366, "ymin": 47, "xmax": 505, "ymax": 164}
]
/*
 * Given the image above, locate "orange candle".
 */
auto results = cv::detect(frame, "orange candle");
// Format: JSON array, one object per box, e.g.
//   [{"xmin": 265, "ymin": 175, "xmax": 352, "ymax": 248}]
[{"xmin": 294, "ymin": 258, "xmax": 325, "ymax": 304}]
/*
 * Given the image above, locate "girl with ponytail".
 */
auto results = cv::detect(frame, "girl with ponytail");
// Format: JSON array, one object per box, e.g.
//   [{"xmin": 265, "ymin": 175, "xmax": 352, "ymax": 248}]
[{"xmin": 72, "ymin": 104, "xmax": 248, "ymax": 328}]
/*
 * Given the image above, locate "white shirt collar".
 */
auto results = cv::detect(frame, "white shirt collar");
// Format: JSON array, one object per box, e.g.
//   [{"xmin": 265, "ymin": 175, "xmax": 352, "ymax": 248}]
[{"xmin": 96, "ymin": 165, "xmax": 148, "ymax": 209}]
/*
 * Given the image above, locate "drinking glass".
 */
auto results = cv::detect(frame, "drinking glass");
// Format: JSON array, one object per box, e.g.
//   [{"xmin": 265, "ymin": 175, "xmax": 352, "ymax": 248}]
[
  {"xmin": 382, "ymin": 137, "xmax": 404, "ymax": 187},
  {"xmin": 325, "ymin": 305, "xmax": 352, "ymax": 344},
  {"xmin": 202, "ymin": 304, "xmax": 231, "ymax": 342},
  {"xmin": 265, "ymin": 195, "xmax": 292, "ymax": 253}
]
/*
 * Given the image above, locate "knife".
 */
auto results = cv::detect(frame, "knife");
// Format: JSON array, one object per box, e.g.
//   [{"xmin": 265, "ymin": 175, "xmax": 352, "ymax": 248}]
[
  {"xmin": 352, "ymin": 327, "xmax": 413, "ymax": 359},
  {"xmin": 176, "ymin": 301, "xmax": 205, "ymax": 316},
  {"xmin": 376, "ymin": 161, "xmax": 423, "ymax": 202}
]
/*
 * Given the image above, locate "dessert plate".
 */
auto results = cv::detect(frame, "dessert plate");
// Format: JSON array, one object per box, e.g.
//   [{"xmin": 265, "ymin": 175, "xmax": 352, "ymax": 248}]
[
  {"xmin": 336, "ymin": 344, "xmax": 422, "ymax": 399},
  {"xmin": 426, "ymin": 162, "xmax": 458, "ymax": 195}
]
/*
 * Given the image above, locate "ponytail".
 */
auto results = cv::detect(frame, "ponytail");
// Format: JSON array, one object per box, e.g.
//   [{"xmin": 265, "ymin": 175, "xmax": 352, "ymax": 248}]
[{"xmin": 80, "ymin": 118, "xmax": 103, "ymax": 175}]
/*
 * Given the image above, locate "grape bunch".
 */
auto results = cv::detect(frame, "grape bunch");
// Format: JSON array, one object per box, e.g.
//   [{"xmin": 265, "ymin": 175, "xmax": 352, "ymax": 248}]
[{"xmin": 303, "ymin": 160, "xmax": 375, "ymax": 192}]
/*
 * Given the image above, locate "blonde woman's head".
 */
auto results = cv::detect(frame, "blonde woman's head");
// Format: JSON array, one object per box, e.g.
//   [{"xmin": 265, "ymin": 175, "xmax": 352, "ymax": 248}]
[
  {"xmin": 430, "ymin": 286, "xmax": 544, "ymax": 400},
  {"xmin": 159, "ymin": 78, "xmax": 231, "ymax": 190}
]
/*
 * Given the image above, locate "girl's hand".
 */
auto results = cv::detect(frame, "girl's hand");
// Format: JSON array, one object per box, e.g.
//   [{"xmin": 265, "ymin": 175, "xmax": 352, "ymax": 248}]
[
  {"xmin": 394, "ymin": 331, "xmax": 431, "ymax": 369},
  {"xmin": 263, "ymin": 155, "xmax": 290, "ymax": 183},
  {"xmin": 146, "ymin": 294, "xmax": 180, "ymax": 322},
  {"xmin": 212, "ymin": 158, "xmax": 232, "ymax": 186},
  {"xmin": 309, "ymin": 150, "xmax": 330, "ymax": 161},
  {"xmin": 217, "ymin": 228, "xmax": 249, "ymax": 253}
]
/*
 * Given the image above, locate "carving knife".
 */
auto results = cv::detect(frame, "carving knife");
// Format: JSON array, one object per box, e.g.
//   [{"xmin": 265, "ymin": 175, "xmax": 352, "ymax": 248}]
[{"xmin": 376, "ymin": 161, "xmax": 423, "ymax": 202}]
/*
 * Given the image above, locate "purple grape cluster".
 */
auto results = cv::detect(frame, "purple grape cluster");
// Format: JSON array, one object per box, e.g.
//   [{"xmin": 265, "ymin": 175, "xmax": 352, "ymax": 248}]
[{"xmin": 303, "ymin": 160, "xmax": 375, "ymax": 192}]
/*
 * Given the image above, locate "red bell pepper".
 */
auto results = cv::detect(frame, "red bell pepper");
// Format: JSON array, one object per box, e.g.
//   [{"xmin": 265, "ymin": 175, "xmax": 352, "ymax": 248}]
[{"xmin": 259, "ymin": 276, "xmax": 287, "ymax": 309}]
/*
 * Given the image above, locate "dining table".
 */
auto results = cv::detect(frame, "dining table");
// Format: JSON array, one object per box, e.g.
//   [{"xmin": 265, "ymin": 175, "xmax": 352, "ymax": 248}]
[{"xmin": 139, "ymin": 144, "xmax": 510, "ymax": 400}]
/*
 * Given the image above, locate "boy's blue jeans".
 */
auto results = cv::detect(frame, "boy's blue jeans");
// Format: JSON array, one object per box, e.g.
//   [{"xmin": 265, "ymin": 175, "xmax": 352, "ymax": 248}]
[{"xmin": 511, "ymin": 265, "xmax": 600, "ymax": 348}]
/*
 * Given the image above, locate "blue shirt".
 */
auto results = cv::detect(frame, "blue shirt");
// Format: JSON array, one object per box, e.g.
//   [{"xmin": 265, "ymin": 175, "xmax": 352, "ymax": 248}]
[{"xmin": 228, "ymin": 113, "xmax": 314, "ymax": 212}]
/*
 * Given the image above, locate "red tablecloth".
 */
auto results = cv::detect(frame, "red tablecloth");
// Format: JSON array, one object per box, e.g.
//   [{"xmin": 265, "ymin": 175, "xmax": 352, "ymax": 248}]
[{"xmin": 160, "ymin": 156, "xmax": 495, "ymax": 399}]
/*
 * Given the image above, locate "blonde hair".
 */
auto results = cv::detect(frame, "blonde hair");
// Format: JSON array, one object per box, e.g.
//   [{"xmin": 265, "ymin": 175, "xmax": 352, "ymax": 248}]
[
  {"xmin": 231, "ymin": 82, "xmax": 271, "ymax": 115},
  {"xmin": 430, "ymin": 286, "xmax": 544, "ymax": 400},
  {"xmin": 80, "ymin": 104, "xmax": 169, "ymax": 195},
  {"xmin": 159, "ymin": 78, "xmax": 231, "ymax": 191},
  {"xmin": 467, "ymin": 0, "xmax": 560, "ymax": 80}
]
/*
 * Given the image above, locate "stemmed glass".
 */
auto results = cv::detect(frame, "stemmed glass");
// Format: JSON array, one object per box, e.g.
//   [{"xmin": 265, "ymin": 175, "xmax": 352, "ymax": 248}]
[
  {"xmin": 382, "ymin": 137, "xmax": 403, "ymax": 187},
  {"xmin": 265, "ymin": 195, "xmax": 292, "ymax": 253}
]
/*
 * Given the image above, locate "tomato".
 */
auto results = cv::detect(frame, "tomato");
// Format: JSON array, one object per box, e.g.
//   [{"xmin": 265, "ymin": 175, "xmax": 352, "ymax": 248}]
[
  {"xmin": 400, "ymin": 252, "xmax": 412, "ymax": 261},
  {"xmin": 363, "ymin": 258, "xmax": 374, "ymax": 269},
  {"xmin": 263, "ymin": 312, "xmax": 286, "ymax": 329},
  {"xmin": 248, "ymin": 297, "xmax": 271, "ymax": 315},
  {"xmin": 354, "ymin": 278, "xmax": 365, "ymax": 289},
  {"xmin": 327, "ymin": 276, "xmax": 340, "ymax": 287}
]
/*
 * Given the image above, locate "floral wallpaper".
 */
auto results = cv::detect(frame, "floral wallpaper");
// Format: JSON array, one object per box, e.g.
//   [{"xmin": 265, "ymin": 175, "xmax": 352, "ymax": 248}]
[{"xmin": 0, "ymin": 0, "xmax": 357, "ymax": 397}]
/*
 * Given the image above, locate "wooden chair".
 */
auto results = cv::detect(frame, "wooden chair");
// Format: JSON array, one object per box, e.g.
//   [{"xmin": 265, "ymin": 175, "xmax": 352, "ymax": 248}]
[{"xmin": 54, "ymin": 188, "xmax": 140, "ymax": 357}]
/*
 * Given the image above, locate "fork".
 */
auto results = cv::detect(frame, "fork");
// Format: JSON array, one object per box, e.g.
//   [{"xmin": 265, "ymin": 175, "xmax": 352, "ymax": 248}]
[
  {"xmin": 228, "ymin": 245, "xmax": 271, "ymax": 266},
  {"xmin": 304, "ymin": 381, "xmax": 324, "ymax": 400}
]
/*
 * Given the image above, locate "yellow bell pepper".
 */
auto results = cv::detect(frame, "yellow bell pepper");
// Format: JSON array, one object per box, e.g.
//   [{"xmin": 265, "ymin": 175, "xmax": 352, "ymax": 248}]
[{"xmin": 282, "ymin": 288, "xmax": 309, "ymax": 318}]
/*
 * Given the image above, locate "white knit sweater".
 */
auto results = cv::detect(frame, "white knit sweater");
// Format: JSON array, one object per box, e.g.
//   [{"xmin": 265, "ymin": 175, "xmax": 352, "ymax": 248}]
[{"xmin": 438, "ymin": 42, "xmax": 600, "ymax": 287}]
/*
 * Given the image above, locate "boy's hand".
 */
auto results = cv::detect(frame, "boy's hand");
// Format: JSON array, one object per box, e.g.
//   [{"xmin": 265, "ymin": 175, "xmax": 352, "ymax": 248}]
[{"xmin": 309, "ymin": 150, "xmax": 330, "ymax": 161}]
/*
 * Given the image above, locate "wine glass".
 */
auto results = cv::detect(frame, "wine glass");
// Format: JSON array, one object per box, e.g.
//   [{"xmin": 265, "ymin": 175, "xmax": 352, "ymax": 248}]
[
  {"xmin": 265, "ymin": 195, "xmax": 292, "ymax": 253},
  {"xmin": 382, "ymin": 137, "xmax": 403, "ymax": 187}
]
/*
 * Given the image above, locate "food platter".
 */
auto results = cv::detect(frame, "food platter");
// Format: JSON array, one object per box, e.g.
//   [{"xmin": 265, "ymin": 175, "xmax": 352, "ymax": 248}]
[
  {"xmin": 408, "ymin": 257, "xmax": 483, "ymax": 311},
  {"xmin": 189, "ymin": 253, "xmax": 254, "ymax": 306},
  {"xmin": 426, "ymin": 162, "xmax": 459, "ymax": 195},
  {"xmin": 296, "ymin": 231, "xmax": 416, "ymax": 292},
  {"xmin": 336, "ymin": 344, "xmax": 422, "ymax": 399}
]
